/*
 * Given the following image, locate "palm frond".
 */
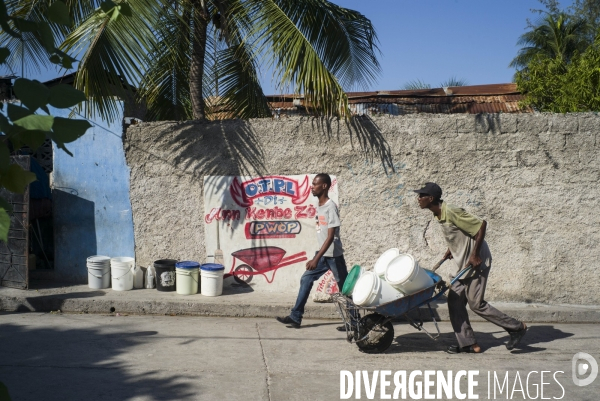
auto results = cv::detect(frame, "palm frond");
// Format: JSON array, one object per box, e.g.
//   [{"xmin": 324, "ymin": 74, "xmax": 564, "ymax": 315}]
[
  {"xmin": 243, "ymin": 0, "xmax": 350, "ymax": 116},
  {"xmin": 60, "ymin": 0, "xmax": 169, "ymax": 123},
  {"xmin": 402, "ymin": 79, "xmax": 431, "ymax": 90},
  {"xmin": 511, "ymin": 12, "xmax": 590, "ymax": 69},
  {"xmin": 213, "ymin": 42, "xmax": 271, "ymax": 119},
  {"xmin": 1, "ymin": 31, "xmax": 53, "ymax": 76},
  {"xmin": 262, "ymin": 0, "xmax": 381, "ymax": 90},
  {"xmin": 138, "ymin": 1, "xmax": 192, "ymax": 121},
  {"xmin": 440, "ymin": 77, "xmax": 468, "ymax": 87},
  {"xmin": 2, "ymin": 0, "xmax": 105, "ymax": 59}
]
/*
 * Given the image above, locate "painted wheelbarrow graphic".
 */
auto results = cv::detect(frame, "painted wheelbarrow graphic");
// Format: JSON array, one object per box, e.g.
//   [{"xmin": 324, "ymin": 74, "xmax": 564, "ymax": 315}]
[{"xmin": 226, "ymin": 246, "xmax": 308, "ymax": 284}]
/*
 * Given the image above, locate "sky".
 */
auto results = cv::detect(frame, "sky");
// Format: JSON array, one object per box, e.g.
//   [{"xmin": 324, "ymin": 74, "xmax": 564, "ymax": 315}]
[
  {"xmin": 7, "ymin": 0, "xmax": 574, "ymax": 94},
  {"xmin": 307, "ymin": 0, "xmax": 574, "ymax": 92},
  {"xmin": 262, "ymin": 0, "xmax": 575, "ymax": 93}
]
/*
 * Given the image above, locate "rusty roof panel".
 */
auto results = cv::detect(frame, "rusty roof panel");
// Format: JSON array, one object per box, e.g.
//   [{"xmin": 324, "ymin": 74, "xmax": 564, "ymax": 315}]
[
  {"xmin": 346, "ymin": 94, "xmax": 526, "ymax": 105},
  {"xmin": 269, "ymin": 102, "xmax": 298, "ymax": 109},
  {"xmin": 267, "ymin": 83, "xmax": 531, "ymax": 115},
  {"xmin": 347, "ymin": 101, "xmax": 530, "ymax": 115}
]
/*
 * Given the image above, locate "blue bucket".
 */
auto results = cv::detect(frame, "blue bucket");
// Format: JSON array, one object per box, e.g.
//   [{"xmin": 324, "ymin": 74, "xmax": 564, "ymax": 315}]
[
  {"xmin": 175, "ymin": 261, "xmax": 200, "ymax": 295},
  {"xmin": 200, "ymin": 263, "xmax": 225, "ymax": 296},
  {"xmin": 176, "ymin": 261, "xmax": 200, "ymax": 269},
  {"xmin": 200, "ymin": 263, "xmax": 224, "ymax": 271}
]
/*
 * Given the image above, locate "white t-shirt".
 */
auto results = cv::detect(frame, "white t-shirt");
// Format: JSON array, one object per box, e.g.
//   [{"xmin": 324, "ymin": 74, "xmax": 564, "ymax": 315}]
[{"xmin": 316, "ymin": 199, "xmax": 344, "ymax": 257}]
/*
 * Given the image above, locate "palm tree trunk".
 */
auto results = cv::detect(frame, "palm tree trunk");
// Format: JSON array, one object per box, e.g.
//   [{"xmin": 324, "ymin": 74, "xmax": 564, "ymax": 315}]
[{"xmin": 190, "ymin": 1, "xmax": 209, "ymax": 120}]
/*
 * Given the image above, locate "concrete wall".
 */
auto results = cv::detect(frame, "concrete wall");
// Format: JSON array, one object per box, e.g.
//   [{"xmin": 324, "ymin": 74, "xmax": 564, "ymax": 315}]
[
  {"xmin": 124, "ymin": 113, "xmax": 600, "ymax": 304},
  {"xmin": 53, "ymin": 106, "xmax": 135, "ymax": 282}
]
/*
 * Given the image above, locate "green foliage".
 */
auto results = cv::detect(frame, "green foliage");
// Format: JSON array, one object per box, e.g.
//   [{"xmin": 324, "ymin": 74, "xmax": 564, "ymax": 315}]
[
  {"xmin": 401, "ymin": 77, "xmax": 468, "ymax": 90},
  {"xmin": 48, "ymin": 85, "xmax": 87, "ymax": 108},
  {"xmin": 516, "ymin": 38, "xmax": 600, "ymax": 112},
  {"xmin": 0, "ymin": 164, "xmax": 36, "ymax": 193},
  {"xmin": 533, "ymin": 0, "xmax": 600, "ymax": 42},
  {"xmin": 439, "ymin": 77, "xmax": 468, "ymax": 87},
  {"xmin": 50, "ymin": 117, "xmax": 93, "ymax": 156},
  {"xmin": 568, "ymin": 0, "xmax": 600, "ymax": 40},
  {"xmin": 0, "ymin": 380, "xmax": 12, "ymax": 401},
  {"xmin": 402, "ymin": 79, "xmax": 431, "ymax": 90},
  {"xmin": 0, "ymin": 0, "xmax": 92, "ymax": 242},
  {"xmin": 0, "ymin": 207, "xmax": 9, "ymax": 242},
  {"xmin": 13, "ymin": 79, "xmax": 49, "ymax": 112},
  {"xmin": 47, "ymin": 1, "xmax": 73, "ymax": 26},
  {"xmin": 3, "ymin": 0, "xmax": 381, "ymax": 121},
  {"xmin": 511, "ymin": 12, "xmax": 590, "ymax": 70}
]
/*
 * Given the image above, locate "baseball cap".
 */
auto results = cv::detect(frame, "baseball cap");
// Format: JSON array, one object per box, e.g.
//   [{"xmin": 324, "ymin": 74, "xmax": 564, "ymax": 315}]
[{"xmin": 413, "ymin": 182, "xmax": 442, "ymax": 199}]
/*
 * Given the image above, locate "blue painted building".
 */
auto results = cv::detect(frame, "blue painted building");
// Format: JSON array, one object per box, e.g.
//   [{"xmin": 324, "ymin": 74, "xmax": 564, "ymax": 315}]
[{"xmin": 51, "ymin": 105, "xmax": 135, "ymax": 282}]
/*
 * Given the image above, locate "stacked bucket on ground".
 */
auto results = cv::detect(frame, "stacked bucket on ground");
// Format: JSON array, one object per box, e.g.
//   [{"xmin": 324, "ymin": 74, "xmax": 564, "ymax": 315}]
[
  {"xmin": 87, "ymin": 256, "xmax": 111, "ymax": 289},
  {"xmin": 111, "ymin": 257, "xmax": 135, "ymax": 291},
  {"xmin": 87, "ymin": 256, "xmax": 225, "ymax": 296},
  {"xmin": 343, "ymin": 249, "xmax": 434, "ymax": 307}
]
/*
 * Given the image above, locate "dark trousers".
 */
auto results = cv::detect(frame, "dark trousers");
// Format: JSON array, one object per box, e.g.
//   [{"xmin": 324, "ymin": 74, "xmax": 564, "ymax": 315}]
[
  {"xmin": 448, "ymin": 265, "xmax": 523, "ymax": 348},
  {"xmin": 289, "ymin": 254, "xmax": 348, "ymax": 324}
]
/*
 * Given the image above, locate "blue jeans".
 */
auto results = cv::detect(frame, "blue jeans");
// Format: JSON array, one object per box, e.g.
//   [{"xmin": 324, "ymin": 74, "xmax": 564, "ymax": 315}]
[{"xmin": 289, "ymin": 254, "xmax": 348, "ymax": 324}]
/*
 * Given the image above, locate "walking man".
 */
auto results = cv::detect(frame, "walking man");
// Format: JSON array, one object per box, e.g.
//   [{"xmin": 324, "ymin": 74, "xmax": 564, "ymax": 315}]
[
  {"xmin": 415, "ymin": 182, "xmax": 527, "ymax": 353},
  {"xmin": 277, "ymin": 173, "xmax": 349, "ymax": 328}
]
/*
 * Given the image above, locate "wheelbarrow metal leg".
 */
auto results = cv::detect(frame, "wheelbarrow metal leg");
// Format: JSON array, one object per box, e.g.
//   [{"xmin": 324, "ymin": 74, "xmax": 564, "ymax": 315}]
[
  {"xmin": 404, "ymin": 304, "xmax": 441, "ymax": 341},
  {"xmin": 426, "ymin": 303, "xmax": 442, "ymax": 340}
]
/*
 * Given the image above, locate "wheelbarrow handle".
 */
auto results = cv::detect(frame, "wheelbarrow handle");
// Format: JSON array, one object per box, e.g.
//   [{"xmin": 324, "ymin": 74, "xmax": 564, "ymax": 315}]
[
  {"xmin": 450, "ymin": 264, "xmax": 473, "ymax": 286},
  {"xmin": 430, "ymin": 258, "xmax": 447, "ymax": 272}
]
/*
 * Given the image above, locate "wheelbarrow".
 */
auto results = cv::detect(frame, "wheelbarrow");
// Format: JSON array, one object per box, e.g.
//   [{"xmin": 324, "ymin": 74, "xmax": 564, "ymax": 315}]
[
  {"xmin": 333, "ymin": 261, "xmax": 473, "ymax": 354},
  {"xmin": 227, "ymin": 246, "xmax": 308, "ymax": 284}
]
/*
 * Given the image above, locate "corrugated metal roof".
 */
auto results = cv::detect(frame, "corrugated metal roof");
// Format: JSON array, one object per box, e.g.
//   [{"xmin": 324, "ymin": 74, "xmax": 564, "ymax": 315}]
[{"xmin": 266, "ymin": 83, "xmax": 532, "ymax": 115}]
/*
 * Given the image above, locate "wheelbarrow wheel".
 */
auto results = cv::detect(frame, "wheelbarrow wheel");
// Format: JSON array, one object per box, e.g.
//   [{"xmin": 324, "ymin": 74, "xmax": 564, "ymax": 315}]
[
  {"xmin": 234, "ymin": 264, "xmax": 253, "ymax": 284},
  {"xmin": 356, "ymin": 313, "xmax": 394, "ymax": 354}
]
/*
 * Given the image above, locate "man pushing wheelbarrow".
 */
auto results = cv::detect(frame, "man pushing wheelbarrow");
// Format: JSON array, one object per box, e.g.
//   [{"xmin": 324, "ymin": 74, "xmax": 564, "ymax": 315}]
[
  {"xmin": 415, "ymin": 182, "xmax": 528, "ymax": 354},
  {"xmin": 276, "ymin": 173, "xmax": 353, "ymax": 330}
]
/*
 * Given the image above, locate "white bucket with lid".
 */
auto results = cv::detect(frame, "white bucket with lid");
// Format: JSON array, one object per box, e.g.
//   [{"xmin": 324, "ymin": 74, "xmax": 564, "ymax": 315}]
[
  {"xmin": 385, "ymin": 254, "xmax": 433, "ymax": 295},
  {"xmin": 200, "ymin": 263, "xmax": 224, "ymax": 296},
  {"xmin": 176, "ymin": 261, "xmax": 200, "ymax": 295},
  {"xmin": 374, "ymin": 248, "xmax": 400, "ymax": 278},
  {"xmin": 111, "ymin": 257, "xmax": 134, "ymax": 291},
  {"xmin": 87, "ymin": 255, "xmax": 111, "ymax": 289},
  {"xmin": 352, "ymin": 271, "xmax": 404, "ymax": 307}
]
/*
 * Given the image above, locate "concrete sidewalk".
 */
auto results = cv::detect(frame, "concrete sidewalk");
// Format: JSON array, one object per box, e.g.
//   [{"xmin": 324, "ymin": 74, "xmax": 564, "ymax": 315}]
[{"xmin": 1, "ymin": 280, "xmax": 599, "ymax": 323}]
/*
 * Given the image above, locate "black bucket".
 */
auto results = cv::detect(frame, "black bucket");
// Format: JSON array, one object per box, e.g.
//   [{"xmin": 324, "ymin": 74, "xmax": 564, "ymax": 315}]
[{"xmin": 154, "ymin": 259, "xmax": 177, "ymax": 292}]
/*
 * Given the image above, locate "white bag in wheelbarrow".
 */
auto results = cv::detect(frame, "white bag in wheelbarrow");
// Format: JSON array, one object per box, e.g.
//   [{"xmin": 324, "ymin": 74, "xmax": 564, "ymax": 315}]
[
  {"xmin": 352, "ymin": 271, "xmax": 403, "ymax": 307},
  {"xmin": 385, "ymin": 253, "xmax": 433, "ymax": 296}
]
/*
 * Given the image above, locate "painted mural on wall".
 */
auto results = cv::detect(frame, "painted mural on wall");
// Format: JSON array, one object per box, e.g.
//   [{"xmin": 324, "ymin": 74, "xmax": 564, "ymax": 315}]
[{"xmin": 203, "ymin": 175, "xmax": 339, "ymax": 291}]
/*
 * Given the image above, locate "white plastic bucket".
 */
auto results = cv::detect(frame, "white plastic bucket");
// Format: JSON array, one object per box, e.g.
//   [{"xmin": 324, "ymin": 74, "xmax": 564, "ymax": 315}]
[
  {"xmin": 200, "ymin": 263, "xmax": 225, "ymax": 296},
  {"xmin": 352, "ymin": 271, "xmax": 403, "ymax": 307},
  {"xmin": 87, "ymin": 255, "xmax": 110, "ymax": 289},
  {"xmin": 373, "ymin": 248, "xmax": 400, "ymax": 278},
  {"xmin": 176, "ymin": 261, "xmax": 200, "ymax": 295},
  {"xmin": 111, "ymin": 257, "xmax": 134, "ymax": 291},
  {"xmin": 385, "ymin": 254, "xmax": 433, "ymax": 295}
]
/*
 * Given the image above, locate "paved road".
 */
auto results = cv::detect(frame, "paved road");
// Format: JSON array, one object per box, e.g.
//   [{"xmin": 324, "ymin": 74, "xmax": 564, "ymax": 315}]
[{"xmin": 1, "ymin": 312, "xmax": 598, "ymax": 401}]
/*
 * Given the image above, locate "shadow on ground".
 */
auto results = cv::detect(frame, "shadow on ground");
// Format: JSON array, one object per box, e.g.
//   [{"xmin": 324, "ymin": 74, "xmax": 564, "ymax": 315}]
[
  {"xmin": 9, "ymin": 290, "xmax": 107, "ymax": 313},
  {"xmin": 385, "ymin": 324, "xmax": 574, "ymax": 355},
  {"xmin": 0, "ymin": 322, "xmax": 196, "ymax": 401},
  {"xmin": 27, "ymin": 281, "xmax": 91, "ymax": 290}
]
